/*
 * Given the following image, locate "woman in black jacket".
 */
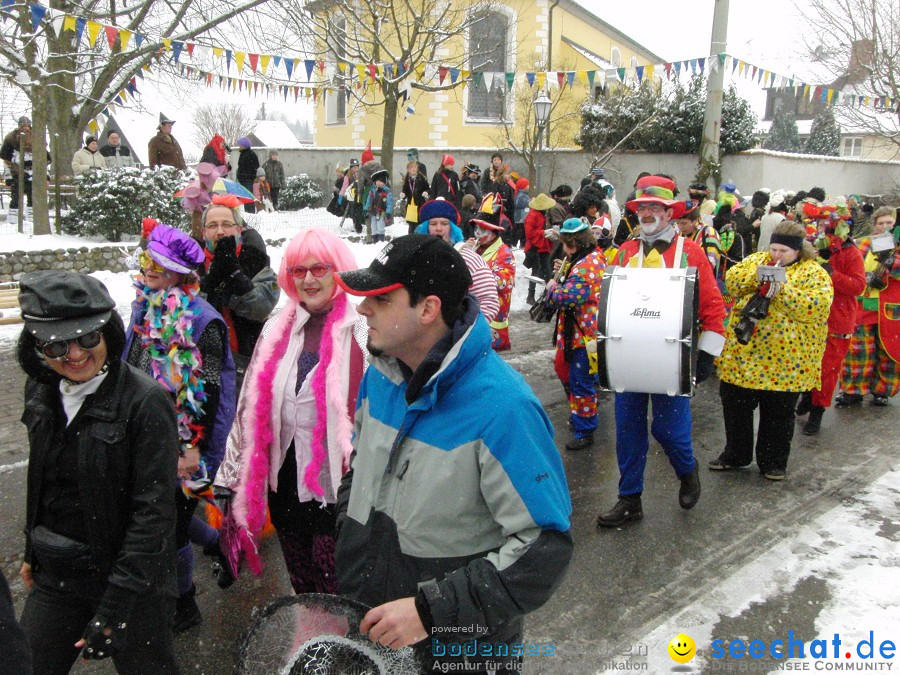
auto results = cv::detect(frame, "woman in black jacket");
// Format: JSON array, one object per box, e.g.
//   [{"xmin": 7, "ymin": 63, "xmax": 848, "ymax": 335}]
[
  {"xmin": 16, "ymin": 271, "xmax": 180, "ymax": 673},
  {"xmin": 430, "ymin": 153, "xmax": 460, "ymax": 207},
  {"xmin": 235, "ymin": 136, "xmax": 259, "ymax": 213}
]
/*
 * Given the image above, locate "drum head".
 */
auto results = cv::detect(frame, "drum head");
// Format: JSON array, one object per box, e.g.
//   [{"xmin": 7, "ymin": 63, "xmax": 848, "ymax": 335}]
[{"xmin": 235, "ymin": 594, "xmax": 422, "ymax": 675}]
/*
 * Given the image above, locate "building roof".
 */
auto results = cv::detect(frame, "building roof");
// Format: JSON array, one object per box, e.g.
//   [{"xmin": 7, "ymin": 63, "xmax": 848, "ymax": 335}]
[
  {"xmin": 557, "ymin": 0, "xmax": 662, "ymax": 64},
  {"xmin": 101, "ymin": 109, "xmax": 168, "ymax": 166},
  {"xmin": 247, "ymin": 120, "xmax": 303, "ymax": 149},
  {"xmin": 561, "ymin": 37, "xmax": 614, "ymax": 70}
]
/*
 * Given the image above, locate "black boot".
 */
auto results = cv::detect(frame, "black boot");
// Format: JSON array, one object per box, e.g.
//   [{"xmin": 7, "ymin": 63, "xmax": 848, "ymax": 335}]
[
  {"xmin": 795, "ymin": 391, "xmax": 812, "ymax": 416},
  {"xmin": 204, "ymin": 539, "xmax": 235, "ymax": 589},
  {"xmin": 835, "ymin": 393, "xmax": 863, "ymax": 408},
  {"xmin": 565, "ymin": 434, "xmax": 594, "ymax": 451},
  {"xmin": 173, "ymin": 584, "xmax": 202, "ymax": 633},
  {"xmin": 802, "ymin": 406, "xmax": 825, "ymax": 435},
  {"xmin": 678, "ymin": 466, "xmax": 701, "ymax": 510},
  {"xmin": 596, "ymin": 495, "xmax": 643, "ymax": 528}
]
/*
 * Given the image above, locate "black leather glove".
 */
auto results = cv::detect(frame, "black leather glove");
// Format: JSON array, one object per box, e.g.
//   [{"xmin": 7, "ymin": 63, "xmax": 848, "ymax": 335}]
[
  {"xmin": 81, "ymin": 615, "xmax": 128, "ymax": 660},
  {"xmin": 211, "ymin": 236, "xmax": 240, "ymax": 278},
  {"xmin": 695, "ymin": 351, "xmax": 716, "ymax": 384},
  {"xmin": 818, "ymin": 246, "xmax": 833, "ymax": 261}
]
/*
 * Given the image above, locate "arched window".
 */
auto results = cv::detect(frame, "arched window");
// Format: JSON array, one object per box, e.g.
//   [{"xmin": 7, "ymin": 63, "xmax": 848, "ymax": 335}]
[
  {"xmin": 610, "ymin": 47, "xmax": 621, "ymax": 67},
  {"xmin": 467, "ymin": 10, "xmax": 508, "ymax": 121},
  {"xmin": 325, "ymin": 16, "xmax": 347, "ymax": 124}
]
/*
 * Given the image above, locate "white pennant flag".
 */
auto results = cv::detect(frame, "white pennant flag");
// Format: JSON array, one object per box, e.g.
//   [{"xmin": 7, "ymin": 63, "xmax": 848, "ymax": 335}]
[
  {"xmin": 195, "ymin": 45, "xmax": 211, "ymax": 64},
  {"xmin": 483, "ymin": 71, "xmax": 494, "ymax": 91}
]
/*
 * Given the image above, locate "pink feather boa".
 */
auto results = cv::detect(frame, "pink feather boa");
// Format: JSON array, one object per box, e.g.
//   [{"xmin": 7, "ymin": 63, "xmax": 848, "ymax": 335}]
[{"xmin": 230, "ymin": 294, "xmax": 353, "ymax": 574}]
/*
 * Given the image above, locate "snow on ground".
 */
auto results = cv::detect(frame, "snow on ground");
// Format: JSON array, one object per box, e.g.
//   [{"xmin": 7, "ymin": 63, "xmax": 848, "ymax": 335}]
[
  {"xmin": 622, "ymin": 467, "xmax": 900, "ymax": 673},
  {"xmin": 0, "ymin": 207, "xmax": 539, "ymax": 343}
]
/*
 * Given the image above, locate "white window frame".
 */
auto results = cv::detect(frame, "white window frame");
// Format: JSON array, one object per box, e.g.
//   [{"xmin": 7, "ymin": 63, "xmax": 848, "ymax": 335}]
[
  {"xmin": 610, "ymin": 47, "xmax": 622, "ymax": 67},
  {"xmin": 842, "ymin": 136, "xmax": 862, "ymax": 157},
  {"xmin": 325, "ymin": 15, "xmax": 347, "ymax": 125},
  {"xmin": 464, "ymin": 4, "xmax": 517, "ymax": 124}
]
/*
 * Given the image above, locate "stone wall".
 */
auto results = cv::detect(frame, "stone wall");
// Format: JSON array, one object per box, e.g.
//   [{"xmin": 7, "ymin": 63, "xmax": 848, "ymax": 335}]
[{"xmin": 0, "ymin": 246, "xmax": 130, "ymax": 282}]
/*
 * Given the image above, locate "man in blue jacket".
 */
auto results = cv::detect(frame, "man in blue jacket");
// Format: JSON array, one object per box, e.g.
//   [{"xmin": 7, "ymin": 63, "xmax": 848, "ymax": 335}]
[{"xmin": 334, "ymin": 234, "xmax": 573, "ymax": 672}]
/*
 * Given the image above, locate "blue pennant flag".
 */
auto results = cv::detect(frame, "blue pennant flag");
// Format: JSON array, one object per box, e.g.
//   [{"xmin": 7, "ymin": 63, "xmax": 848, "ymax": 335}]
[
  {"xmin": 285, "ymin": 57, "xmax": 294, "ymax": 78},
  {"xmin": 305, "ymin": 59, "xmax": 315, "ymax": 81},
  {"xmin": 75, "ymin": 16, "xmax": 86, "ymax": 44},
  {"xmin": 29, "ymin": 3, "xmax": 46, "ymax": 32},
  {"xmin": 225, "ymin": 49, "xmax": 232, "ymax": 71},
  {"xmin": 172, "ymin": 41, "xmax": 183, "ymax": 63},
  {"xmin": 635, "ymin": 65, "xmax": 644, "ymax": 83},
  {"xmin": 273, "ymin": 55, "xmax": 281, "ymax": 68}
]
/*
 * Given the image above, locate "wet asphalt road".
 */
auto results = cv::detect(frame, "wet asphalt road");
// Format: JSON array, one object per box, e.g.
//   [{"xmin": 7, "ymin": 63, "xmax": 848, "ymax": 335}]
[{"xmin": 1, "ymin": 309, "xmax": 897, "ymax": 674}]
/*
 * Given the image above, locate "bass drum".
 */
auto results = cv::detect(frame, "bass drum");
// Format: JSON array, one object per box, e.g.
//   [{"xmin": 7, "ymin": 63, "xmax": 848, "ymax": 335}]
[{"xmin": 596, "ymin": 266, "xmax": 699, "ymax": 396}]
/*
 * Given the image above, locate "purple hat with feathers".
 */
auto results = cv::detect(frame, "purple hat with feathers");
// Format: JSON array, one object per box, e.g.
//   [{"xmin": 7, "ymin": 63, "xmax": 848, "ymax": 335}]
[{"xmin": 147, "ymin": 224, "xmax": 205, "ymax": 274}]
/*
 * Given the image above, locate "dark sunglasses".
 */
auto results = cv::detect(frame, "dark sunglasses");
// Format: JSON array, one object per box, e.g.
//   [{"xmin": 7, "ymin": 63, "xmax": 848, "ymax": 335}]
[
  {"xmin": 38, "ymin": 331, "xmax": 103, "ymax": 359},
  {"xmin": 288, "ymin": 263, "xmax": 333, "ymax": 278}
]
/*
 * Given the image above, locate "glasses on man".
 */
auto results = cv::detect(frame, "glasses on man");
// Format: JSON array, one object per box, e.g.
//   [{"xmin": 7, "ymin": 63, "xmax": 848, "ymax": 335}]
[
  {"xmin": 38, "ymin": 331, "xmax": 103, "ymax": 360},
  {"xmin": 288, "ymin": 263, "xmax": 333, "ymax": 278}
]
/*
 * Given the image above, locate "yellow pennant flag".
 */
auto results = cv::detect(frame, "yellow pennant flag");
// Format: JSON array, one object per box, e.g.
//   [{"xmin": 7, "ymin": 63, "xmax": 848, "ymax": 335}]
[
  {"xmin": 536, "ymin": 72, "xmax": 546, "ymax": 89},
  {"xmin": 119, "ymin": 89, "xmax": 127, "ymax": 102},
  {"xmin": 260, "ymin": 54, "xmax": 271, "ymax": 74},
  {"xmin": 377, "ymin": 64, "xmax": 384, "ymax": 79},
  {"xmin": 415, "ymin": 63, "xmax": 426, "ymax": 80},
  {"xmin": 738, "ymin": 60, "xmax": 745, "ymax": 76},
  {"xmin": 86, "ymin": 21, "xmax": 102, "ymax": 47},
  {"xmin": 826, "ymin": 88, "xmax": 834, "ymax": 105},
  {"xmin": 119, "ymin": 29, "xmax": 131, "ymax": 51},
  {"xmin": 338, "ymin": 62, "xmax": 348, "ymax": 74},
  {"xmin": 235, "ymin": 52, "xmax": 246, "ymax": 72},
  {"xmin": 578, "ymin": 70, "xmax": 588, "ymax": 87},
  {"xmin": 88, "ymin": 119, "xmax": 99, "ymax": 135},
  {"xmin": 162, "ymin": 38, "xmax": 171, "ymax": 51},
  {"xmin": 355, "ymin": 64, "xmax": 365, "ymax": 81},
  {"xmin": 63, "ymin": 15, "xmax": 76, "ymax": 33},
  {"xmin": 213, "ymin": 47, "xmax": 223, "ymax": 59},
  {"xmin": 802, "ymin": 84, "xmax": 810, "ymax": 98},
  {"xmin": 645, "ymin": 64, "xmax": 654, "ymax": 81}
]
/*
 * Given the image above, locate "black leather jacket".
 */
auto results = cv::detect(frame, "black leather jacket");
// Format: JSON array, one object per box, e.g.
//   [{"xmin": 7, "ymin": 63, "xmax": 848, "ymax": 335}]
[{"xmin": 22, "ymin": 361, "xmax": 179, "ymax": 597}]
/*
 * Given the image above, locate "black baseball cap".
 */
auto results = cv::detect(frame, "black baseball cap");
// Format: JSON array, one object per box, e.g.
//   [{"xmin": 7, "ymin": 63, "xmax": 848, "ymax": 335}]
[
  {"xmin": 19, "ymin": 271, "xmax": 115, "ymax": 342},
  {"xmin": 336, "ymin": 235, "xmax": 472, "ymax": 307}
]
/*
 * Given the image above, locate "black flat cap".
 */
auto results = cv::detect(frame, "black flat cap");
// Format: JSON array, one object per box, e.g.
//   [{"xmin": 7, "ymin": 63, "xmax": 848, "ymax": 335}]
[{"xmin": 19, "ymin": 271, "xmax": 115, "ymax": 342}]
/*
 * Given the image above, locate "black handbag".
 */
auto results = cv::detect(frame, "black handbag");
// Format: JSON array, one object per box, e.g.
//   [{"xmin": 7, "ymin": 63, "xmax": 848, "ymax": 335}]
[
  {"xmin": 523, "ymin": 247, "xmax": 537, "ymax": 270},
  {"xmin": 529, "ymin": 290, "xmax": 557, "ymax": 323}
]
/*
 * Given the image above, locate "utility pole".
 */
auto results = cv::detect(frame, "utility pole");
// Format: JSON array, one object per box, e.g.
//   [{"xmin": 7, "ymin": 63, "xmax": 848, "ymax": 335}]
[
  {"xmin": 699, "ymin": 0, "xmax": 729, "ymax": 189},
  {"xmin": 259, "ymin": 102, "xmax": 266, "ymax": 120}
]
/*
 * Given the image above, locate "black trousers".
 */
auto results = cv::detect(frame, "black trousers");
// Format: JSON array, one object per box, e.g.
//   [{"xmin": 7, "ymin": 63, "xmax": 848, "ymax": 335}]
[
  {"xmin": 270, "ymin": 186, "xmax": 280, "ymax": 210},
  {"xmin": 719, "ymin": 380, "xmax": 800, "ymax": 473},
  {"xmin": 9, "ymin": 176, "xmax": 32, "ymax": 208},
  {"xmin": 20, "ymin": 571, "xmax": 178, "ymax": 674}
]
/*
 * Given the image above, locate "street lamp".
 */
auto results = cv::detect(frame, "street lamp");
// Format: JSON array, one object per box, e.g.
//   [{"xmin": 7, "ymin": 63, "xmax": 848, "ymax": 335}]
[{"xmin": 533, "ymin": 92, "xmax": 551, "ymax": 192}]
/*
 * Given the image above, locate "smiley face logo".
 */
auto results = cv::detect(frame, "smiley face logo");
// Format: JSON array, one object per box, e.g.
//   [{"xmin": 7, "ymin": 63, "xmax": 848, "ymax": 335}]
[{"xmin": 668, "ymin": 633, "xmax": 696, "ymax": 663}]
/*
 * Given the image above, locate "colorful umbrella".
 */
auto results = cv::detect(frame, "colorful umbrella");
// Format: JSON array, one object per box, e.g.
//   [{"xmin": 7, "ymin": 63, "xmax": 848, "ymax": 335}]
[{"xmin": 174, "ymin": 178, "xmax": 254, "ymax": 204}]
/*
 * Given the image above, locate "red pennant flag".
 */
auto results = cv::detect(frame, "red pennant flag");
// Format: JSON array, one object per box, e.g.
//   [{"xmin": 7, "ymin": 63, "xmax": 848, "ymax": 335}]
[
  {"xmin": 557, "ymin": 71, "xmax": 565, "ymax": 88},
  {"xmin": 313, "ymin": 89, "xmax": 319, "ymax": 103},
  {"xmin": 665, "ymin": 62, "xmax": 672, "ymax": 79},
  {"xmin": 206, "ymin": 73, "xmax": 212, "ymax": 85},
  {"xmin": 249, "ymin": 53, "xmax": 259, "ymax": 73},
  {"xmin": 318, "ymin": 60, "xmax": 325, "ymax": 74},
  {"xmin": 294, "ymin": 87, "xmax": 299, "ymax": 102},
  {"xmin": 104, "ymin": 25, "xmax": 118, "ymax": 50},
  {"xmin": 751, "ymin": 65, "xmax": 758, "ymax": 79},
  {"xmin": 253, "ymin": 81, "xmax": 259, "ymax": 94},
  {"xmin": 368, "ymin": 63, "xmax": 377, "ymax": 81},
  {"xmin": 187, "ymin": 43, "xmax": 195, "ymax": 57},
  {"xmin": 438, "ymin": 66, "xmax": 448, "ymax": 84}
]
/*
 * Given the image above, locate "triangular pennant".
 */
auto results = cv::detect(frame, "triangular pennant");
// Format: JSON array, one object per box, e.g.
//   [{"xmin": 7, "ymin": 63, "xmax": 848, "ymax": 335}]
[
  {"xmin": 186, "ymin": 42, "xmax": 194, "ymax": 57},
  {"xmin": 86, "ymin": 20, "xmax": 101, "ymax": 47},
  {"xmin": 473, "ymin": 71, "xmax": 484, "ymax": 88},
  {"xmin": 172, "ymin": 41, "xmax": 183, "ymax": 63},
  {"xmin": 719, "ymin": 53, "xmax": 726, "ymax": 65},
  {"xmin": 75, "ymin": 17, "xmax": 85, "ymax": 44},
  {"xmin": 616, "ymin": 67, "xmax": 625, "ymax": 81},
  {"xmin": 587, "ymin": 70, "xmax": 596, "ymax": 88},
  {"xmin": 508, "ymin": 72, "xmax": 517, "ymax": 90},
  {"xmin": 119, "ymin": 28, "xmax": 131, "ymax": 51},
  {"xmin": 62, "ymin": 14, "xmax": 76, "ymax": 33},
  {"xmin": 225, "ymin": 49, "xmax": 232, "ymax": 71},
  {"xmin": 284, "ymin": 57, "xmax": 294, "ymax": 79},
  {"xmin": 345, "ymin": 87, "xmax": 351, "ymax": 102},
  {"xmin": 664, "ymin": 62, "xmax": 672, "ymax": 79},
  {"xmin": 450, "ymin": 68, "xmax": 460, "ymax": 84},
  {"xmin": 213, "ymin": 47, "xmax": 223, "ymax": 59},
  {"xmin": 260, "ymin": 54, "xmax": 270, "ymax": 73},
  {"xmin": 162, "ymin": 38, "xmax": 171, "ymax": 51},
  {"xmin": 273, "ymin": 55, "xmax": 281, "ymax": 68},
  {"xmin": 248, "ymin": 53, "xmax": 259, "ymax": 73},
  {"xmin": 483, "ymin": 71, "xmax": 494, "ymax": 90},
  {"xmin": 751, "ymin": 65, "xmax": 758, "ymax": 79},
  {"xmin": 526, "ymin": 72, "xmax": 536, "ymax": 87},
  {"xmin": 235, "ymin": 51, "xmax": 245, "ymax": 72},
  {"xmin": 635, "ymin": 65, "xmax": 644, "ymax": 83},
  {"xmin": 385, "ymin": 63, "xmax": 393, "ymax": 79},
  {"xmin": 690, "ymin": 59, "xmax": 697, "ymax": 75},
  {"xmin": 675, "ymin": 61, "xmax": 682, "ymax": 77},
  {"xmin": 732, "ymin": 56, "xmax": 739, "ymax": 73},
  {"xmin": 646, "ymin": 64, "xmax": 654, "ymax": 80},
  {"xmin": 535, "ymin": 72, "xmax": 545, "ymax": 89},
  {"xmin": 698, "ymin": 57, "xmax": 705, "ymax": 73},
  {"xmin": 377, "ymin": 64, "xmax": 384, "ymax": 79},
  {"xmin": 415, "ymin": 63, "xmax": 426, "ymax": 80},
  {"xmin": 29, "ymin": 3, "xmax": 46, "ymax": 32},
  {"xmin": 578, "ymin": 70, "xmax": 588, "ymax": 87},
  {"xmin": 196, "ymin": 45, "xmax": 209, "ymax": 62},
  {"xmin": 557, "ymin": 71, "xmax": 565, "ymax": 88},
  {"xmin": 438, "ymin": 66, "xmax": 449, "ymax": 85},
  {"xmin": 368, "ymin": 63, "xmax": 377, "ymax": 82},
  {"xmin": 206, "ymin": 72, "xmax": 212, "ymax": 85}
]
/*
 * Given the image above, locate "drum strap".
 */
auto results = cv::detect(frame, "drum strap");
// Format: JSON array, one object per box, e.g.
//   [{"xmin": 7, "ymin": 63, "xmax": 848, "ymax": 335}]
[{"xmin": 633, "ymin": 235, "xmax": 685, "ymax": 268}]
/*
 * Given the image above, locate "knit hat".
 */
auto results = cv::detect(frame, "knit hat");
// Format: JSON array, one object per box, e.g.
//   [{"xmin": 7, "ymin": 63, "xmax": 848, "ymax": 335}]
[
  {"xmin": 419, "ymin": 199, "xmax": 459, "ymax": 225},
  {"xmin": 516, "ymin": 178, "xmax": 530, "ymax": 191},
  {"xmin": 146, "ymin": 224, "xmax": 205, "ymax": 274},
  {"xmin": 236, "ymin": 136, "xmax": 251, "ymax": 149},
  {"xmin": 84, "ymin": 136, "xmax": 98, "ymax": 147},
  {"xmin": 441, "ymin": 153, "xmax": 455, "ymax": 167},
  {"xmin": 19, "ymin": 271, "xmax": 115, "ymax": 342},
  {"xmin": 256, "ymin": 167, "xmax": 266, "ymax": 177},
  {"xmin": 336, "ymin": 235, "xmax": 472, "ymax": 307},
  {"xmin": 18, "ymin": 116, "xmax": 31, "ymax": 126},
  {"xmin": 528, "ymin": 193, "xmax": 556, "ymax": 211}
]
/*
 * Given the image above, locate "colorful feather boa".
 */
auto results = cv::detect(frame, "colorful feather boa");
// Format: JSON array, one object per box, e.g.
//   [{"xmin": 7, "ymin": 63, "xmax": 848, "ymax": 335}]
[{"xmin": 133, "ymin": 281, "xmax": 207, "ymax": 446}]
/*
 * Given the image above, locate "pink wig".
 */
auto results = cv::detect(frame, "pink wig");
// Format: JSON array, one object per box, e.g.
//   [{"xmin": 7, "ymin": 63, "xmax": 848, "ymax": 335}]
[{"xmin": 277, "ymin": 229, "xmax": 357, "ymax": 303}]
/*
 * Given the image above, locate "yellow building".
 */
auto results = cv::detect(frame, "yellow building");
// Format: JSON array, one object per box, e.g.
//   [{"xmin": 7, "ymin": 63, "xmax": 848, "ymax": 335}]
[{"xmin": 311, "ymin": 0, "xmax": 660, "ymax": 150}]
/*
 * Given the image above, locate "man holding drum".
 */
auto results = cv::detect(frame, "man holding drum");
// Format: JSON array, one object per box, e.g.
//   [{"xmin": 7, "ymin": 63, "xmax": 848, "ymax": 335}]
[{"xmin": 597, "ymin": 176, "xmax": 726, "ymax": 528}]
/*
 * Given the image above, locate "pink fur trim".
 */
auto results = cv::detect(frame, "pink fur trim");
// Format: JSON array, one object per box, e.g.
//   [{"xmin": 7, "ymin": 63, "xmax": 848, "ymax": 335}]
[
  {"xmin": 304, "ymin": 294, "xmax": 347, "ymax": 496},
  {"xmin": 233, "ymin": 303, "xmax": 296, "ymax": 535}
]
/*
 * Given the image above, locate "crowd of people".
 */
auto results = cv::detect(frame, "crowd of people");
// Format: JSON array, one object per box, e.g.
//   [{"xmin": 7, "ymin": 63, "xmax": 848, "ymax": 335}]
[{"xmin": 4, "ymin": 138, "xmax": 899, "ymax": 674}]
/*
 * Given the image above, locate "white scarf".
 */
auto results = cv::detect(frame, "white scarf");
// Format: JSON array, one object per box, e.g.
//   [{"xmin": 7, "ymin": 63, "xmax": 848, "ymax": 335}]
[{"xmin": 59, "ymin": 371, "xmax": 108, "ymax": 426}]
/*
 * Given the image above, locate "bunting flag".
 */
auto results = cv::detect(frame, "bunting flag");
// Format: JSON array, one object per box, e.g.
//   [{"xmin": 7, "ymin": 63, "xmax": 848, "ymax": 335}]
[
  {"xmin": 248, "ymin": 52, "xmax": 259, "ymax": 73},
  {"xmin": 172, "ymin": 41, "xmax": 183, "ymax": 63},
  {"xmin": 234, "ymin": 51, "xmax": 245, "ymax": 73},
  {"xmin": 86, "ymin": 20, "xmax": 101, "ymax": 47},
  {"xmin": 635, "ymin": 65, "xmax": 644, "ymax": 83},
  {"xmin": 29, "ymin": 3, "xmax": 46, "ymax": 32},
  {"xmin": 119, "ymin": 28, "xmax": 130, "ymax": 51}
]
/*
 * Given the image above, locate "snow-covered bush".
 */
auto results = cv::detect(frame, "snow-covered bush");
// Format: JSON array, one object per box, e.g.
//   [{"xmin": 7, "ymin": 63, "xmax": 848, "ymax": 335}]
[
  {"xmin": 278, "ymin": 174, "xmax": 323, "ymax": 210},
  {"xmin": 62, "ymin": 166, "xmax": 191, "ymax": 241}
]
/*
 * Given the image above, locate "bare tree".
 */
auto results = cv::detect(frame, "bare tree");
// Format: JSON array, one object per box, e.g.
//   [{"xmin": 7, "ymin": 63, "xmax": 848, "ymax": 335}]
[
  {"xmin": 249, "ymin": 0, "xmax": 509, "ymax": 177},
  {"xmin": 191, "ymin": 102, "xmax": 258, "ymax": 149},
  {"xmin": 800, "ymin": 0, "xmax": 899, "ymax": 152},
  {"xmin": 0, "ymin": 0, "xmax": 266, "ymax": 233}
]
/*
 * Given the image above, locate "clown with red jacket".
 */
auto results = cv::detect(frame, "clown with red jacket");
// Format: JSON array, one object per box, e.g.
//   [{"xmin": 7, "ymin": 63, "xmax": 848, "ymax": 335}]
[
  {"xmin": 546, "ymin": 217, "xmax": 607, "ymax": 451},
  {"xmin": 795, "ymin": 209, "xmax": 865, "ymax": 434},
  {"xmin": 464, "ymin": 194, "xmax": 516, "ymax": 351},
  {"xmin": 837, "ymin": 206, "xmax": 900, "ymax": 408},
  {"xmin": 597, "ymin": 175, "xmax": 726, "ymax": 529}
]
